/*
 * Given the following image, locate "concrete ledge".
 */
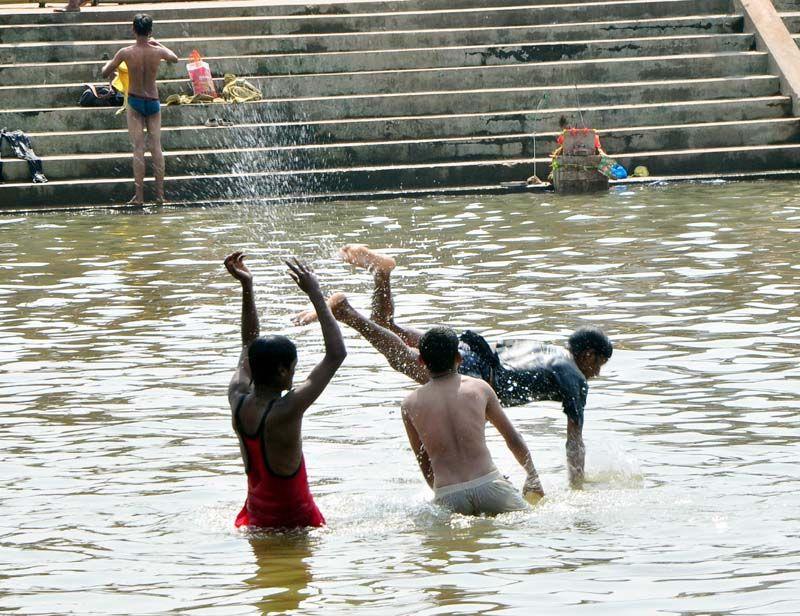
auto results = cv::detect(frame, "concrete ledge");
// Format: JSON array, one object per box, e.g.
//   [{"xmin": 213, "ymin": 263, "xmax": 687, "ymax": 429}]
[
  {"xmin": 737, "ymin": 0, "xmax": 800, "ymax": 115},
  {"xmin": 4, "ymin": 143, "xmax": 800, "ymax": 209},
  {"xmin": 2, "ymin": 52, "xmax": 768, "ymax": 109},
  {"xmin": 0, "ymin": 0, "xmax": 716, "ymax": 25},
  {"xmin": 0, "ymin": 34, "xmax": 755, "ymax": 85},
  {"xmin": 0, "ymin": 16, "xmax": 743, "ymax": 63},
  {"xmin": 0, "ymin": 0, "xmax": 734, "ymax": 43},
  {"xmin": 3, "ymin": 117, "xmax": 798, "ymax": 181},
  {"xmin": 0, "ymin": 158, "xmax": 538, "ymax": 208},
  {"xmin": 12, "ymin": 97, "xmax": 790, "ymax": 157},
  {"xmin": 1, "ymin": 91, "xmax": 788, "ymax": 135},
  {"xmin": 1, "ymin": 73, "xmax": 779, "ymax": 122}
]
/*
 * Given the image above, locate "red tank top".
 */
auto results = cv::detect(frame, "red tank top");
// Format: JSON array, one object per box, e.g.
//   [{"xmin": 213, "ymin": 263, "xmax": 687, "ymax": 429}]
[{"xmin": 233, "ymin": 396, "xmax": 325, "ymax": 530}]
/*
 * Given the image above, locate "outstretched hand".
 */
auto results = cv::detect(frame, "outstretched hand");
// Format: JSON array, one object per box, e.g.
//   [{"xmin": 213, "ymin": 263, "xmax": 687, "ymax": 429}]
[
  {"xmin": 285, "ymin": 258, "xmax": 321, "ymax": 297},
  {"xmin": 224, "ymin": 251, "xmax": 252, "ymax": 285},
  {"xmin": 523, "ymin": 473, "xmax": 544, "ymax": 500}
]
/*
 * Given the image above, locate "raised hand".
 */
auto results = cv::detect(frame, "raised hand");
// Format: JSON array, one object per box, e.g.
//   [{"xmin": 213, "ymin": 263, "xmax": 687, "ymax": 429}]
[
  {"xmin": 285, "ymin": 258, "xmax": 321, "ymax": 297},
  {"xmin": 224, "ymin": 251, "xmax": 252, "ymax": 285}
]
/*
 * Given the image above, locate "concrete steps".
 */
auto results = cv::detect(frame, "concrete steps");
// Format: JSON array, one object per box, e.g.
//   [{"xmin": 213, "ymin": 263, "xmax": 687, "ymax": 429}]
[
  {"xmin": 1, "ymin": 80, "xmax": 786, "ymax": 133},
  {"xmin": 0, "ymin": 15, "xmax": 744, "ymax": 63},
  {"xmin": 0, "ymin": 0, "xmax": 798, "ymax": 209},
  {"xmin": 9, "ymin": 93, "xmax": 789, "ymax": 152},
  {"xmin": 0, "ymin": 52, "xmax": 771, "ymax": 108},
  {"xmin": 1, "ymin": 0, "xmax": 728, "ymax": 25},
  {"xmin": 0, "ymin": 1, "xmax": 734, "ymax": 43},
  {"xmin": 0, "ymin": 33, "xmax": 756, "ymax": 85},
  {"xmin": 3, "ymin": 118, "xmax": 799, "ymax": 182},
  {"xmin": 7, "ymin": 143, "xmax": 800, "ymax": 210}
]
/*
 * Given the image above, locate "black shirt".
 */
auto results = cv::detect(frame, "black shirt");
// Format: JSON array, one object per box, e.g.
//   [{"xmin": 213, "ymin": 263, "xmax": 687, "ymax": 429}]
[{"xmin": 458, "ymin": 332, "xmax": 588, "ymax": 426}]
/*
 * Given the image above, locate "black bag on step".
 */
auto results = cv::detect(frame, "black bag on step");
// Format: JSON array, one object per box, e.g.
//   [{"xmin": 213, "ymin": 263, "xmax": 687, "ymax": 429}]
[{"xmin": 79, "ymin": 84, "xmax": 123, "ymax": 107}]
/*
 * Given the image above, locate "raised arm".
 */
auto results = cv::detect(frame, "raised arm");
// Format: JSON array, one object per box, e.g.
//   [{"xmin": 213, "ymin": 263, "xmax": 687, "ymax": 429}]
[
  {"xmin": 149, "ymin": 39, "xmax": 179, "ymax": 64},
  {"xmin": 283, "ymin": 258, "xmax": 347, "ymax": 413},
  {"xmin": 485, "ymin": 386, "xmax": 544, "ymax": 498},
  {"xmin": 101, "ymin": 49, "xmax": 126, "ymax": 79},
  {"xmin": 402, "ymin": 404, "xmax": 434, "ymax": 488},
  {"xmin": 566, "ymin": 418, "xmax": 585, "ymax": 488},
  {"xmin": 224, "ymin": 252, "xmax": 259, "ymax": 407}
]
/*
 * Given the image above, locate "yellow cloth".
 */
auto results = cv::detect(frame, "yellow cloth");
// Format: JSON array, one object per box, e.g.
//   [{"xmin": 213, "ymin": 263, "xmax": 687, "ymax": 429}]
[
  {"xmin": 164, "ymin": 93, "xmax": 225, "ymax": 105},
  {"xmin": 111, "ymin": 61, "xmax": 128, "ymax": 93},
  {"xmin": 113, "ymin": 62, "xmax": 129, "ymax": 116},
  {"xmin": 221, "ymin": 73, "xmax": 262, "ymax": 103}
]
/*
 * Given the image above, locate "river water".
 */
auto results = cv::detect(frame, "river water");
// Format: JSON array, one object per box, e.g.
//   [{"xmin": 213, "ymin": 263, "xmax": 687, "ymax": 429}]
[{"xmin": 1, "ymin": 182, "xmax": 799, "ymax": 615}]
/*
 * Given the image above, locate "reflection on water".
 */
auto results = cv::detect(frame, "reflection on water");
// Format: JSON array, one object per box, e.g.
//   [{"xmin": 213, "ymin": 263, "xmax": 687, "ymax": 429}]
[
  {"xmin": 247, "ymin": 533, "xmax": 315, "ymax": 614},
  {"xmin": 1, "ymin": 181, "xmax": 799, "ymax": 614}
]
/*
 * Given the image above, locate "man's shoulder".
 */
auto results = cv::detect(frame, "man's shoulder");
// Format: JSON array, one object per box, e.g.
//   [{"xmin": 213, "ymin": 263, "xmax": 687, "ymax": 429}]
[
  {"xmin": 458, "ymin": 373, "xmax": 488, "ymax": 387},
  {"xmin": 401, "ymin": 387, "xmax": 421, "ymax": 408},
  {"xmin": 458, "ymin": 374, "xmax": 494, "ymax": 397}
]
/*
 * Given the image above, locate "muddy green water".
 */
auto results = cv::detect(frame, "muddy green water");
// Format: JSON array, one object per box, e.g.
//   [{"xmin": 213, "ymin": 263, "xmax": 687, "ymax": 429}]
[{"xmin": 1, "ymin": 182, "xmax": 799, "ymax": 615}]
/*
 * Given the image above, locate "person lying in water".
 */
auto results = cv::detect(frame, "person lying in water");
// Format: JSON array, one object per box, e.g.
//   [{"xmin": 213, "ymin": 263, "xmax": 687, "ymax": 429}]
[
  {"xmin": 226, "ymin": 252, "xmax": 346, "ymax": 530},
  {"xmin": 293, "ymin": 245, "xmax": 612, "ymax": 488},
  {"xmin": 403, "ymin": 326, "xmax": 543, "ymax": 514}
]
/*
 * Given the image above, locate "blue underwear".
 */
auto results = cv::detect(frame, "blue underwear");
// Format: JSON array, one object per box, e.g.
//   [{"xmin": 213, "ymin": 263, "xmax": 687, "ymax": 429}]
[{"xmin": 128, "ymin": 94, "xmax": 161, "ymax": 117}]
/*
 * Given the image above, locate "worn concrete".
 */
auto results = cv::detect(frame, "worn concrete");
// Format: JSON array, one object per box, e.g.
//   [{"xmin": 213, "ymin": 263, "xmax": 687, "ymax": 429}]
[
  {"xmin": 2, "ymin": 95, "xmax": 790, "ymax": 156},
  {"xmin": 0, "ymin": 16, "xmax": 744, "ymax": 64},
  {"xmin": 0, "ymin": 0, "xmax": 721, "ymax": 25},
  {"xmin": 0, "ymin": 34, "xmax": 756, "ymax": 85},
  {"xmin": 0, "ymin": 52, "xmax": 771, "ymax": 108},
  {"xmin": 4, "ymin": 118, "xmax": 798, "ymax": 181},
  {"xmin": 0, "ymin": 1, "xmax": 733, "ymax": 43},
  {"xmin": 1, "ymin": 67, "xmax": 778, "ymax": 116}
]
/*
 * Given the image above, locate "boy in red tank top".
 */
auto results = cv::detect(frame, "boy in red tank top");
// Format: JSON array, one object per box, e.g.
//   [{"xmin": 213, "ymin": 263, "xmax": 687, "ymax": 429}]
[{"xmin": 224, "ymin": 252, "xmax": 346, "ymax": 530}]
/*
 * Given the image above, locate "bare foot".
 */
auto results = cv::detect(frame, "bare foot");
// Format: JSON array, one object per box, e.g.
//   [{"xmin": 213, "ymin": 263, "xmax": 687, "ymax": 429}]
[
  {"xmin": 291, "ymin": 306, "xmax": 318, "ymax": 326},
  {"xmin": 338, "ymin": 244, "xmax": 396, "ymax": 274},
  {"xmin": 155, "ymin": 197, "xmax": 165, "ymax": 206},
  {"xmin": 291, "ymin": 292, "xmax": 352, "ymax": 326},
  {"xmin": 127, "ymin": 195, "xmax": 144, "ymax": 207},
  {"xmin": 326, "ymin": 292, "xmax": 353, "ymax": 322}
]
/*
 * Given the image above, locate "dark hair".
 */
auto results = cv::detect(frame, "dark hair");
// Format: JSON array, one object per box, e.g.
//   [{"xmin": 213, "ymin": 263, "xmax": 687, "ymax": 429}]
[
  {"xmin": 248, "ymin": 336, "xmax": 297, "ymax": 386},
  {"xmin": 568, "ymin": 326, "xmax": 613, "ymax": 360},
  {"xmin": 418, "ymin": 326, "xmax": 459, "ymax": 373},
  {"xmin": 133, "ymin": 13, "xmax": 153, "ymax": 36},
  {"xmin": 559, "ymin": 115, "xmax": 569, "ymax": 130}
]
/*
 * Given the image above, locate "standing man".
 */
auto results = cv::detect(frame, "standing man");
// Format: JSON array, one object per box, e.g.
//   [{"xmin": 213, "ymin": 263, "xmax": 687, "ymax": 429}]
[
  {"xmin": 102, "ymin": 14, "xmax": 178, "ymax": 206},
  {"xmin": 402, "ymin": 326, "xmax": 543, "ymax": 515}
]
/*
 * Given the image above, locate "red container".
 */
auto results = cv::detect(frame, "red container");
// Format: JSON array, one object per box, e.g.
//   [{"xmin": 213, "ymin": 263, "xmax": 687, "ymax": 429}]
[{"xmin": 186, "ymin": 50, "xmax": 217, "ymax": 97}]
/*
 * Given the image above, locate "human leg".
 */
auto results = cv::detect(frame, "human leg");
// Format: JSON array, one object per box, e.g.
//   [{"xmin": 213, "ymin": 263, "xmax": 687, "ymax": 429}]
[
  {"xmin": 126, "ymin": 107, "xmax": 146, "ymax": 205},
  {"xmin": 328, "ymin": 293, "xmax": 429, "ymax": 384},
  {"xmin": 339, "ymin": 244, "xmax": 425, "ymax": 347},
  {"xmin": 145, "ymin": 111, "xmax": 165, "ymax": 204},
  {"xmin": 54, "ymin": 0, "xmax": 88, "ymax": 12}
]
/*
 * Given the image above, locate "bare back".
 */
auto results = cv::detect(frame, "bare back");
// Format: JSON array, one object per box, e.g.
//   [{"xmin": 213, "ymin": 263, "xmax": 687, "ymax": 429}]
[
  {"xmin": 403, "ymin": 374, "xmax": 497, "ymax": 488},
  {"xmin": 235, "ymin": 393, "xmax": 303, "ymax": 477},
  {"xmin": 120, "ymin": 42, "xmax": 168, "ymax": 98}
]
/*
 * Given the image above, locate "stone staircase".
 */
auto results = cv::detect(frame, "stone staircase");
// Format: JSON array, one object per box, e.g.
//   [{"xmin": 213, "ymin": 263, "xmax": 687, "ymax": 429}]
[
  {"xmin": 778, "ymin": 0, "xmax": 800, "ymax": 44},
  {"xmin": 1, "ymin": 0, "xmax": 799, "ymax": 210}
]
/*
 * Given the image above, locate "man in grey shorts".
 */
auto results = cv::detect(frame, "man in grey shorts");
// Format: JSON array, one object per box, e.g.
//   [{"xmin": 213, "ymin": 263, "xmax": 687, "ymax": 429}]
[{"xmin": 401, "ymin": 326, "xmax": 544, "ymax": 515}]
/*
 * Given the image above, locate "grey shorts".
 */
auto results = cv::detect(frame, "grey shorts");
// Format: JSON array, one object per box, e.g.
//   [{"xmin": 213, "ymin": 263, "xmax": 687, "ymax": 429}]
[{"xmin": 433, "ymin": 470, "xmax": 529, "ymax": 516}]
